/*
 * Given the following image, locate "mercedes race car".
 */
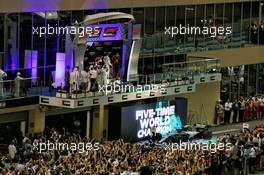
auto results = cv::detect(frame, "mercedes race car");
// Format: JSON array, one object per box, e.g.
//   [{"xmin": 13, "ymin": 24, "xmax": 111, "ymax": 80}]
[{"xmin": 159, "ymin": 124, "xmax": 212, "ymax": 143}]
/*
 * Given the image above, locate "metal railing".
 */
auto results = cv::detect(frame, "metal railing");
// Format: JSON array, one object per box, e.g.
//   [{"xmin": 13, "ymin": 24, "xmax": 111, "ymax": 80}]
[
  {"xmin": 100, "ymin": 57, "xmax": 221, "ymax": 96},
  {"xmin": 0, "ymin": 77, "xmax": 42, "ymax": 100},
  {"xmin": 0, "ymin": 58, "xmax": 220, "ymax": 99}
]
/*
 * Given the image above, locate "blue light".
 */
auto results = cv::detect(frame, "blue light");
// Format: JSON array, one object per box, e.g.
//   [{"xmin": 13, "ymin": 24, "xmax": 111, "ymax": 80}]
[
  {"xmin": 83, "ymin": 0, "xmax": 109, "ymax": 10},
  {"xmin": 155, "ymin": 101, "xmax": 182, "ymax": 137},
  {"xmin": 23, "ymin": 0, "xmax": 61, "ymax": 12},
  {"xmin": 55, "ymin": 53, "xmax": 66, "ymax": 88}
]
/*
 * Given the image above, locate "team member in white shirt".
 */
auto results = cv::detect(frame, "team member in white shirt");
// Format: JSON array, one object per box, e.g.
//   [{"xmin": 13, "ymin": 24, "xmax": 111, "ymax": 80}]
[
  {"xmin": 8, "ymin": 141, "xmax": 17, "ymax": 162},
  {"xmin": 14, "ymin": 72, "xmax": 24, "ymax": 97},
  {"xmin": 86, "ymin": 70, "xmax": 91, "ymax": 92},
  {"xmin": 224, "ymin": 99, "xmax": 233, "ymax": 124},
  {"xmin": 79, "ymin": 70, "xmax": 88, "ymax": 90},
  {"xmin": 70, "ymin": 67, "xmax": 80, "ymax": 93},
  {"xmin": 103, "ymin": 54, "xmax": 112, "ymax": 78},
  {"xmin": 101, "ymin": 65, "xmax": 109, "ymax": 89}
]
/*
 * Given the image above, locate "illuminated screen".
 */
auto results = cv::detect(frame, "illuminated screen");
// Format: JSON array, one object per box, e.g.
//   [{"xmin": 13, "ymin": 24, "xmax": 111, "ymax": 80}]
[
  {"xmin": 121, "ymin": 99, "xmax": 187, "ymax": 142},
  {"xmin": 103, "ymin": 27, "xmax": 117, "ymax": 37}
]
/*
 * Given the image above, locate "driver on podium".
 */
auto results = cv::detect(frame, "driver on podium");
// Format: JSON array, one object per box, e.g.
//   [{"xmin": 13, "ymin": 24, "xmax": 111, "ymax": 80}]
[
  {"xmin": 103, "ymin": 54, "xmax": 112, "ymax": 78},
  {"xmin": 85, "ymin": 67, "xmax": 91, "ymax": 92},
  {"xmin": 79, "ymin": 69, "xmax": 89, "ymax": 91},
  {"xmin": 70, "ymin": 67, "xmax": 80, "ymax": 93},
  {"xmin": 101, "ymin": 64, "xmax": 109, "ymax": 89},
  {"xmin": 0, "ymin": 69, "xmax": 7, "ymax": 98}
]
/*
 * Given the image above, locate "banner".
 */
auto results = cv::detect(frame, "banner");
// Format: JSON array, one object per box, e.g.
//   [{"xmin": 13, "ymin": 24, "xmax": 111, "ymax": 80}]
[{"xmin": 121, "ymin": 99, "xmax": 187, "ymax": 142}]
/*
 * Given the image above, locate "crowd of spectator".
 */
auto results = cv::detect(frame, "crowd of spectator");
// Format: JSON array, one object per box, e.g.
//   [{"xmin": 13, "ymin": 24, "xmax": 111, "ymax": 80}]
[
  {"xmin": 249, "ymin": 21, "xmax": 264, "ymax": 44},
  {"xmin": 215, "ymin": 96, "xmax": 264, "ymax": 125},
  {"xmin": 0, "ymin": 126, "xmax": 263, "ymax": 175}
]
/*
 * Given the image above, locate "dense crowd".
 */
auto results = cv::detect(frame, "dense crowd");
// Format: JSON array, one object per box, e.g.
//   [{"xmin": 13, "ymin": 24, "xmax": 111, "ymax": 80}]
[
  {"xmin": 249, "ymin": 21, "xmax": 264, "ymax": 44},
  {"xmin": 0, "ymin": 126, "xmax": 264, "ymax": 175},
  {"xmin": 215, "ymin": 96, "xmax": 264, "ymax": 125}
]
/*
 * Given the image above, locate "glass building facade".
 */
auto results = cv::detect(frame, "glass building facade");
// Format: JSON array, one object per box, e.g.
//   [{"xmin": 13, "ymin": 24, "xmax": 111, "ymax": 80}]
[{"xmin": 0, "ymin": 1, "xmax": 263, "ymax": 96}]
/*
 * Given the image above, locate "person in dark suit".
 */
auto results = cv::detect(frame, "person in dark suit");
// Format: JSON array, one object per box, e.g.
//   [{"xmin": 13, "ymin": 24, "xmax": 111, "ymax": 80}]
[{"xmin": 64, "ymin": 66, "xmax": 70, "ymax": 92}]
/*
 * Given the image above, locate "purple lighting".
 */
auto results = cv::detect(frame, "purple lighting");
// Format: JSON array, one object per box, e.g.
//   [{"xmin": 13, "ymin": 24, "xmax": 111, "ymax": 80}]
[
  {"xmin": 11, "ymin": 49, "xmax": 18, "ymax": 70},
  {"xmin": 21, "ymin": 0, "xmax": 109, "ymax": 12},
  {"xmin": 55, "ymin": 53, "xmax": 66, "ymax": 88},
  {"xmin": 23, "ymin": 0, "xmax": 61, "ymax": 12},
  {"xmin": 4, "ymin": 48, "xmax": 10, "ymax": 71},
  {"xmin": 65, "ymin": 29, "xmax": 73, "ymax": 72},
  {"xmin": 31, "ymin": 51, "xmax": 38, "ymax": 81},
  {"xmin": 24, "ymin": 50, "xmax": 38, "ymax": 82},
  {"xmin": 83, "ymin": 0, "xmax": 109, "ymax": 10}
]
